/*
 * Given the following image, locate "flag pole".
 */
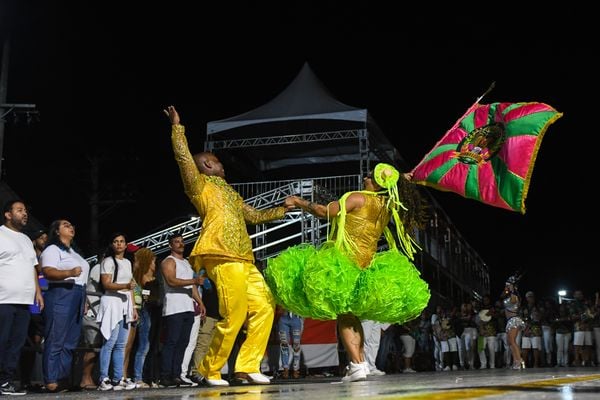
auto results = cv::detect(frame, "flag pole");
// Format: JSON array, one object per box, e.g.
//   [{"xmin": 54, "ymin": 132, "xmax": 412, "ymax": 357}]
[{"xmin": 476, "ymin": 81, "xmax": 496, "ymax": 103}]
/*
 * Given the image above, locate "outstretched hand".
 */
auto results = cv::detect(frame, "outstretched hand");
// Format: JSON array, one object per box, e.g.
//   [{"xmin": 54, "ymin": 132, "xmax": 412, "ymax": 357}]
[
  {"xmin": 163, "ymin": 105, "xmax": 180, "ymax": 125},
  {"xmin": 283, "ymin": 196, "xmax": 299, "ymax": 211}
]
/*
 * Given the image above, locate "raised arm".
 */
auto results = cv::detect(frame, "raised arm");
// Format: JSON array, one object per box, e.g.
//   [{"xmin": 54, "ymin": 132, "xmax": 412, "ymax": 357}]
[{"xmin": 164, "ymin": 106, "xmax": 206, "ymax": 199}]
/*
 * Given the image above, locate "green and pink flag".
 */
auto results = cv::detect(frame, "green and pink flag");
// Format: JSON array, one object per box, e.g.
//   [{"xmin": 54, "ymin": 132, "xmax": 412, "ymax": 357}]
[{"xmin": 411, "ymin": 101, "xmax": 562, "ymax": 213}]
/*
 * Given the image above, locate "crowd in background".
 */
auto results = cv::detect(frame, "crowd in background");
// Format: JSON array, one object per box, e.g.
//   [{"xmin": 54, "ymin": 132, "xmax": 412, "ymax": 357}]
[{"xmin": 3, "ymin": 199, "xmax": 600, "ymax": 395}]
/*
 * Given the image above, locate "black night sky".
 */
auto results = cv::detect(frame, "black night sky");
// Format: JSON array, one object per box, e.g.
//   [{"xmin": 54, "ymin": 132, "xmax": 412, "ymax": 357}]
[{"xmin": 1, "ymin": 2, "xmax": 598, "ymax": 301}]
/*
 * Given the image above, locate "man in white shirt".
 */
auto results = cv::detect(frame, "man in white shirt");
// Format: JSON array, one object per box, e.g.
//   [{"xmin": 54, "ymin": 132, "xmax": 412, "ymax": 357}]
[
  {"xmin": 0, "ymin": 200, "xmax": 43, "ymax": 395},
  {"xmin": 159, "ymin": 233, "xmax": 205, "ymax": 387}
]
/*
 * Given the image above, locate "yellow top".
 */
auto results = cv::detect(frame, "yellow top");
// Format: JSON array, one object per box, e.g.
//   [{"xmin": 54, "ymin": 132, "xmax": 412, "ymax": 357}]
[
  {"xmin": 336, "ymin": 194, "xmax": 390, "ymax": 268},
  {"xmin": 171, "ymin": 124, "xmax": 286, "ymax": 271}
]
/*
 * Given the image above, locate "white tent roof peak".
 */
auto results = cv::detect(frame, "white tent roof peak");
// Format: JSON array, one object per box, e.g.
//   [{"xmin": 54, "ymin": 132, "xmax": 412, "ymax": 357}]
[{"xmin": 207, "ymin": 62, "xmax": 366, "ymax": 136}]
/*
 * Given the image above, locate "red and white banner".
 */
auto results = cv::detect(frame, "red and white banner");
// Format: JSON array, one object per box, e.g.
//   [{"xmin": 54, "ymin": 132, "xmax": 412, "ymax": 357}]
[{"xmin": 300, "ymin": 318, "xmax": 339, "ymax": 368}]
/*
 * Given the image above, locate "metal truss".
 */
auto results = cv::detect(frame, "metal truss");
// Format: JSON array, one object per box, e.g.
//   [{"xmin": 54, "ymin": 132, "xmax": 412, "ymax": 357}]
[
  {"xmin": 207, "ymin": 129, "xmax": 365, "ymax": 150},
  {"xmin": 245, "ymin": 180, "xmax": 313, "ymax": 209}
]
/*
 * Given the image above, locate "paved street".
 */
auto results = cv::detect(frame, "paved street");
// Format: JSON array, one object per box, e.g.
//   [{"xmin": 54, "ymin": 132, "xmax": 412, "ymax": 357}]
[{"xmin": 19, "ymin": 367, "xmax": 600, "ymax": 399}]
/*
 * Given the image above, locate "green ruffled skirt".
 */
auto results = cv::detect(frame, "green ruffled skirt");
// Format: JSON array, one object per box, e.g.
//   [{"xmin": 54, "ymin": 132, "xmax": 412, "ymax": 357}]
[{"xmin": 265, "ymin": 242, "xmax": 431, "ymax": 324}]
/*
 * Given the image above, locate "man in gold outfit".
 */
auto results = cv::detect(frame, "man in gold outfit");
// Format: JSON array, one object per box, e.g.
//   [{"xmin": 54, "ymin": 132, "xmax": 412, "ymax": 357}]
[{"xmin": 164, "ymin": 106, "xmax": 293, "ymax": 386}]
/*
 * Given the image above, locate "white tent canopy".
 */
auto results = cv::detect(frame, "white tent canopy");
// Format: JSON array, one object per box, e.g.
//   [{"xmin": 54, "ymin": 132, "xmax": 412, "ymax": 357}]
[
  {"xmin": 207, "ymin": 63, "xmax": 368, "ymax": 137},
  {"xmin": 204, "ymin": 62, "xmax": 400, "ymax": 177}
]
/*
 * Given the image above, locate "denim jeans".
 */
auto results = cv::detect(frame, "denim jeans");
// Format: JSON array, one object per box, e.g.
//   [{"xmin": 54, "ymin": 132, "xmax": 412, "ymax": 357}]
[
  {"xmin": 133, "ymin": 307, "xmax": 151, "ymax": 381},
  {"xmin": 42, "ymin": 284, "xmax": 85, "ymax": 384},
  {"xmin": 278, "ymin": 313, "xmax": 303, "ymax": 370},
  {"xmin": 99, "ymin": 319, "xmax": 130, "ymax": 382}
]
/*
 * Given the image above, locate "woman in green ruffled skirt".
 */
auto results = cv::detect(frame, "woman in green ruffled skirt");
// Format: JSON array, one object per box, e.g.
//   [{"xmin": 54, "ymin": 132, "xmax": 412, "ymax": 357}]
[{"xmin": 265, "ymin": 164, "xmax": 430, "ymax": 381}]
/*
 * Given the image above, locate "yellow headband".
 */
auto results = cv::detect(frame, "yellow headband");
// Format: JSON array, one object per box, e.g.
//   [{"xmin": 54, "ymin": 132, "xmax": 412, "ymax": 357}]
[{"xmin": 373, "ymin": 163, "xmax": 399, "ymax": 189}]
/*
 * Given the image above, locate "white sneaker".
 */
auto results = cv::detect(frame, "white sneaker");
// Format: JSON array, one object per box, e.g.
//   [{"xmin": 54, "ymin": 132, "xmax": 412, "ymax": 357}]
[
  {"xmin": 179, "ymin": 375, "xmax": 198, "ymax": 387},
  {"xmin": 370, "ymin": 368, "xmax": 386, "ymax": 376},
  {"xmin": 452, "ymin": 365, "xmax": 459, "ymax": 371},
  {"xmin": 246, "ymin": 373, "xmax": 271, "ymax": 384},
  {"xmin": 97, "ymin": 378, "xmax": 113, "ymax": 391},
  {"xmin": 113, "ymin": 378, "xmax": 136, "ymax": 391},
  {"xmin": 125, "ymin": 378, "xmax": 136, "ymax": 390},
  {"xmin": 206, "ymin": 378, "xmax": 230, "ymax": 387},
  {"xmin": 135, "ymin": 381, "xmax": 151, "ymax": 389},
  {"xmin": 341, "ymin": 361, "xmax": 367, "ymax": 383},
  {"xmin": 403, "ymin": 368, "xmax": 417, "ymax": 373},
  {"xmin": 443, "ymin": 366, "xmax": 451, "ymax": 371},
  {"xmin": 360, "ymin": 362, "xmax": 371, "ymax": 376}
]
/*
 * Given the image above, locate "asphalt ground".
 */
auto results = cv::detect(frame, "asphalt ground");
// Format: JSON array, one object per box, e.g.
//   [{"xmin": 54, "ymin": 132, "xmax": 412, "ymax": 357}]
[{"xmin": 16, "ymin": 367, "xmax": 600, "ymax": 399}]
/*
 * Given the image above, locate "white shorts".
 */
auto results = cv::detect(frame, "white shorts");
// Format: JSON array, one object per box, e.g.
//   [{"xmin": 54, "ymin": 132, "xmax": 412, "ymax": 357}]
[
  {"xmin": 573, "ymin": 331, "xmax": 593, "ymax": 346},
  {"xmin": 521, "ymin": 336, "xmax": 542, "ymax": 350}
]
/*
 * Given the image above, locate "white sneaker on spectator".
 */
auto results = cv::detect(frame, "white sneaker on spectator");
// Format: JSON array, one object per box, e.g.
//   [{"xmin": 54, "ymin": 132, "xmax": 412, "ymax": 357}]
[
  {"xmin": 125, "ymin": 378, "xmax": 137, "ymax": 390},
  {"xmin": 443, "ymin": 366, "xmax": 451, "ymax": 371},
  {"xmin": 97, "ymin": 378, "xmax": 113, "ymax": 391},
  {"xmin": 113, "ymin": 378, "xmax": 136, "ymax": 391},
  {"xmin": 451, "ymin": 365, "xmax": 459, "ymax": 371},
  {"xmin": 135, "ymin": 381, "xmax": 150, "ymax": 389},
  {"xmin": 479, "ymin": 365, "xmax": 488, "ymax": 369},
  {"xmin": 341, "ymin": 362, "xmax": 367, "ymax": 383},
  {"xmin": 403, "ymin": 368, "xmax": 417, "ymax": 373},
  {"xmin": 369, "ymin": 368, "xmax": 386, "ymax": 376},
  {"xmin": 179, "ymin": 375, "xmax": 198, "ymax": 387}
]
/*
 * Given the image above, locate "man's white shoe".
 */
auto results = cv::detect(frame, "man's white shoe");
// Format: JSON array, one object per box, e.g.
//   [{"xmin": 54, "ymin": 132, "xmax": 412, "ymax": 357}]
[
  {"xmin": 403, "ymin": 368, "xmax": 417, "ymax": 373},
  {"xmin": 341, "ymin": 361, "xmax": 367, "ymax": 383},
  {"xmin": 246, "ymin": 373, "xmax": 271, "ymax": 384},
  {"xmin": 370, "ymin": 368, "xmax": 386, "ymax": 376},
  {"xmin": 206, "ymin": 378, "xmax": 229, "ymax": 387}
]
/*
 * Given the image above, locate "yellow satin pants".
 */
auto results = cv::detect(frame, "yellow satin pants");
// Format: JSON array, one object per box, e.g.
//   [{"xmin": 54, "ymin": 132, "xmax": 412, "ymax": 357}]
[{"xmin": 197, "ymin": 261, "xmax": 275, "ymax": 380}]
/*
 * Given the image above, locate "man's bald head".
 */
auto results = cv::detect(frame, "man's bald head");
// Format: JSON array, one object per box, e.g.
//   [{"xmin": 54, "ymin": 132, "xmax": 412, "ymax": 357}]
[{"xmin": 192, "ymin": 152, "xmax": 225, "ymax": 178}]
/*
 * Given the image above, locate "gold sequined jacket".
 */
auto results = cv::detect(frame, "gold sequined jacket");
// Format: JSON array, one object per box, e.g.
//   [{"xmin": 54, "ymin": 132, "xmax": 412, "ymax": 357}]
[{"xmin": 171, "ymin": 125, "xmax": 286, "ymax": 270}]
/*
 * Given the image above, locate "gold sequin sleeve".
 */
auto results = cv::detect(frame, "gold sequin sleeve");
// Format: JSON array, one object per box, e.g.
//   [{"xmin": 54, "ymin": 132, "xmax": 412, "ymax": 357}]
[
  {"xmin": 171, "ymin": 124, "xmax": 205, "ymax": 199},
  {"xmin": 242, "ymin": 203, "xmax": 286, "ymax": 225}
]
